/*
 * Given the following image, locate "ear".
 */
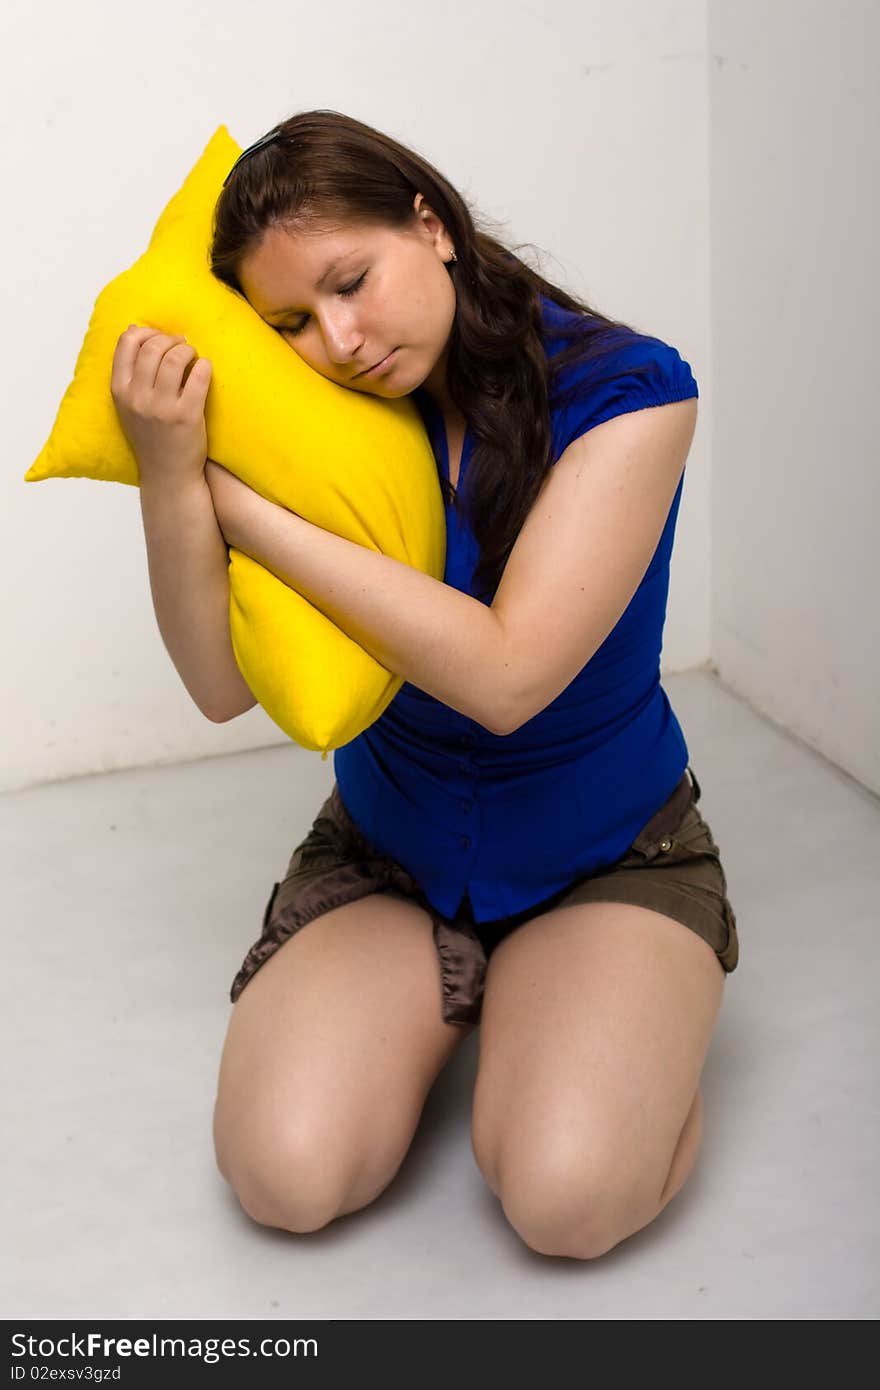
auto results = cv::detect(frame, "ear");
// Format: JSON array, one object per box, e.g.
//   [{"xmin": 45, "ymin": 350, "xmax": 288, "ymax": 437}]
[{"xmin": 411, "ymin": 192, "xmax": 450, "ymax": 252}]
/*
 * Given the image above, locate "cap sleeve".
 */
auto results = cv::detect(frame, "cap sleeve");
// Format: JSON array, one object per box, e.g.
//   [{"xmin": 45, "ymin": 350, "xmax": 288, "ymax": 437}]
[{"xmin": 550, "ymin": 332, "xmax": 699, "ymax": 459}]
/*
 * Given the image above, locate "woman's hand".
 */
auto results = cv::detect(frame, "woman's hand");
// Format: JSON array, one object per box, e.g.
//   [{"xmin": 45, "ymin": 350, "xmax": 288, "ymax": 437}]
[{"xmin": 110, "ymin": 326, "xmax": 212, "ymax": 488}]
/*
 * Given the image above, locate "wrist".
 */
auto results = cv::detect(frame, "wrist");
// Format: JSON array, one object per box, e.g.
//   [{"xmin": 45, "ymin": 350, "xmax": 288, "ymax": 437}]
[
  {"xmin": 139, "ymin": 474, "xmax": 213, "ymax": 525},
  {"xmin": 136, "ymin": 451, "xmax": 207, "ymax": 492}
]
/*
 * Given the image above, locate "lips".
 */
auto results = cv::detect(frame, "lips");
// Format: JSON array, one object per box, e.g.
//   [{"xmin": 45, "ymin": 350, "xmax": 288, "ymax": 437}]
[{"xmin": 359, "ymin": 349, "xmax": 396, "ymax": 377}]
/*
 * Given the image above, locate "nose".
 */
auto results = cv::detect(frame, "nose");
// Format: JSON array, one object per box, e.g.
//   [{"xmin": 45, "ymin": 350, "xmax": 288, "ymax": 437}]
[{"xmin": 318, "ymin": 305, "xmax": 364, "ymax": 367}]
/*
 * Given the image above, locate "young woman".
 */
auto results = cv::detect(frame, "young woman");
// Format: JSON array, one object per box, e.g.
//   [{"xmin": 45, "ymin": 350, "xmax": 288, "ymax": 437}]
[{"xmin": 111, "ymin": 109, "xmax": 739, "ymax": 1260}]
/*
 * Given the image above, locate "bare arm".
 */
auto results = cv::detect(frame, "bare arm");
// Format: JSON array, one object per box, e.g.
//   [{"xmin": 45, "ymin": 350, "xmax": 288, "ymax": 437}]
[
  {"xmin": 111, "ymin": 325, "xmax": 256, "ymax": 723},
  {"xmin": 206, "ymin": 463, "xmax": 510, "ymax": 731},
  {"xmin": 204, "ymin": 396, "xmax": 697, "ymax": 735},
  {"xmin": 139, "ymin": 475, "xmax": 257, "ymax": 722}
]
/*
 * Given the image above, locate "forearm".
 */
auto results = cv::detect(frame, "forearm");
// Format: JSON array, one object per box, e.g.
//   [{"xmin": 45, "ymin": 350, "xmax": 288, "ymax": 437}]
[
  {"xmin": 237, "ymin": 502, "xmax": 515, "ymax": 734},
  {"xmin": 139, "ymin": 477, "xmax": 256, "ymax": 722}
]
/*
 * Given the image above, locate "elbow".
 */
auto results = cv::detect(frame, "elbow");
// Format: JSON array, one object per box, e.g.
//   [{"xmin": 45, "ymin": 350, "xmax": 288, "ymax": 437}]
[
  {"xmin": 491, "ymin": 678, "xmax": 558, "ymax": 736},
  {"xmin": 493, "ymin": 712, "xmax": 525, "ymax": 738},
  {"xmin": 488, "ymin": 692, "xmax": 527, "ymax": 738},
  {"xmin": 493, "ymin": 657, "xmax": 596, "ymax": 736},
  {"xmin": 202, "ymin": 695, "xmax": 258, "ymax": 723},
  {"xmin": 482, "ymin": 668, "xmax": 533, "ymax": 735},
  {"xmin": 202, "ymin": 703, "xmax": 233, "ymax": 723}
]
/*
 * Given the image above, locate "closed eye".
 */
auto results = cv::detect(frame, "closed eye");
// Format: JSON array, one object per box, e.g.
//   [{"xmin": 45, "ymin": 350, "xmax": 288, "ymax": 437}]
[{"xmin": 274, "ymin": 271, "xmax": 368, "ymax": 338}]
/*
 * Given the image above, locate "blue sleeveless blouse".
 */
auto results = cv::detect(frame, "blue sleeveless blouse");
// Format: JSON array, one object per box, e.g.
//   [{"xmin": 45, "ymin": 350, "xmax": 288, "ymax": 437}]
[{"xmin": 333, "ymin": 295, "xmax": 699, "ymax": 921}]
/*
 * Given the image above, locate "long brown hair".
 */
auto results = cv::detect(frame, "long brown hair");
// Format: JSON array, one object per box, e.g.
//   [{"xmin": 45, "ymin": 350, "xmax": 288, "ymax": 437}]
[{"xmin": 210, "ymin": 109, "xmax": 657, "ymax": 603}]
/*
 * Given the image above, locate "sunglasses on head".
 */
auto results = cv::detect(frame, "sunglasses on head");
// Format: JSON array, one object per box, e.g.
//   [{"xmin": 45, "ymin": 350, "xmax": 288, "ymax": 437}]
[{"xmin": 223, "ymin": 130, "xmax": 284, "ymax": 187}]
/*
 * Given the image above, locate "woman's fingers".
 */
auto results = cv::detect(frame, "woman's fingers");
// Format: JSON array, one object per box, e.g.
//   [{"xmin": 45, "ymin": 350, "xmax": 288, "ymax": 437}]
[
  {"xmin": 153, "ymin": 340, "xmax": 198, "ymax": 397},
  {"xmin": 180, "ymin": 352, "xmax": 212, "ymax": 405},
  {"xmin": 109, "ymin": 326, "xmax": 211, "ymax": 484},
  {"xmin": 110, "ymin": 325, "xmax": 154, "ymax": 397},
  {"xmin": 136, "ymin": 331, "xmax": 190, "ymax": 393},
  {"xmin": 112, "ymin": 327, "xmax": 211, "ymax": 420}
]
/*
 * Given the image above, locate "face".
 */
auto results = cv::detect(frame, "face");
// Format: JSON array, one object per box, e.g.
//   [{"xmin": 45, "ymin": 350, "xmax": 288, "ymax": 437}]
[{"xmin": 237, "ymin": 194, "xmax": 458, "ymax": 406}]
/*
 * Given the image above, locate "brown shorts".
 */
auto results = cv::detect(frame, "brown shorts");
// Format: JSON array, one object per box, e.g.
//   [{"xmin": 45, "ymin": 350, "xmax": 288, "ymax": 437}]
[{"xmin": 230, "ymin": 766, "xmax": 739, "ymax": 1027}]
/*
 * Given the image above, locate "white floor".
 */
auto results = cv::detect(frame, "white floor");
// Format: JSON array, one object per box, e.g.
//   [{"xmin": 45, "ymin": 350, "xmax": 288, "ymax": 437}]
[{"xmin": 5, "ymin": 671, "xmax": 878, "ymax": 1320}]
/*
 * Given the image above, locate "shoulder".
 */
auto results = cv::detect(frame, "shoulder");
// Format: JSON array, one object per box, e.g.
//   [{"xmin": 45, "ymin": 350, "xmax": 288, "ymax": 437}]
[{"xmin": 537, "ymin": 295, "xmax": 699, "ymax": 459}]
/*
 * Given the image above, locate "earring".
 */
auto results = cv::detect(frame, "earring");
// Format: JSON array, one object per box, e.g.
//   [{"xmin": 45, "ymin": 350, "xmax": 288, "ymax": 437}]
[{"xmin": 448, "ymin": 250, "xmax": 457, "ymax": 263}]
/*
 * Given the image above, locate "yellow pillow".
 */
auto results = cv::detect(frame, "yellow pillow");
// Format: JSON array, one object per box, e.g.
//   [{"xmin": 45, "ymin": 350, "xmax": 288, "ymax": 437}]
[{"xmin": 24, "ymin": 126, "xmax": 446, "ymax": 758}]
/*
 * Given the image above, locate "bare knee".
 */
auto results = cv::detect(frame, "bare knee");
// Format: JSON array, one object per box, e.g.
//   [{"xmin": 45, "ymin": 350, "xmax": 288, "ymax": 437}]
[
  {"xmin": 214, "ymin": 1098, "xmax": 418, "ymax": 1234},
  {"xmin": 492, "ymin": 1147, "xmax": 669, "ymax": 1260},
  {"xmin": 502, "ymin": 1182, "xmax": 659, "ymax": 1260},
  {"xmin": 235, "ymin": 1173, "xmax": 340, "ymax": 1233},
  {"xmin": 213, "ymin": 1093, "xmax": 353, "ymax": 1231},
  {"xmin": 216, "ymin": 1126, "xmax": 359, "ymax": 1233}
]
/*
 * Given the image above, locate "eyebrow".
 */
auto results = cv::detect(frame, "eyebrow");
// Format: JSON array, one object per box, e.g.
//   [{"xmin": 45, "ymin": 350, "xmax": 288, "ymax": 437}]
[{"xmin": 264, "ymin": 257, "xmax": 354, "ymax": 321}]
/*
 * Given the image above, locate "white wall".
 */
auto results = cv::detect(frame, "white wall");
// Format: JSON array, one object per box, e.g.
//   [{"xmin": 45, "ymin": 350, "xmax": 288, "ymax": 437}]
[
  {"xmin": 708, "ymin": 0, "xmax": 880, "ymax": 793},
  {"xmin": 4, "ymin": 0, "xmax": 723, "ymax": 792}
]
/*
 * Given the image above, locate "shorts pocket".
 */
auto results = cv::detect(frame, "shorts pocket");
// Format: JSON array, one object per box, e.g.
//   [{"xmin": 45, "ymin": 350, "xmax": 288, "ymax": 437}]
[
  {"xmin": 617, "ymin": 803, "xmax": 725, "ymax": 884},
  {"xmin": 628, "ymin": 804, "xmax": 738, "ymax": 960},
  {"xmin": 602, "ymin": 790, "xmax": 740, "ymax": 973},
  {"xmin": 668, "ymin": 805, "xmax": 733, "ymax": 901},
  {"xmin": 668, "ymin": 804, "xmax": 723, "ymax": 860}
]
